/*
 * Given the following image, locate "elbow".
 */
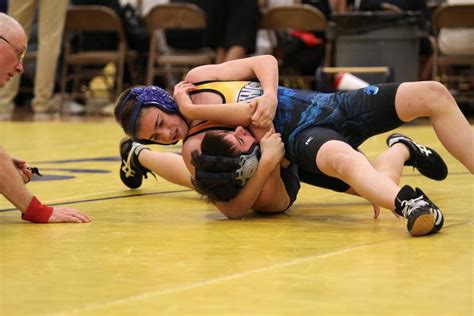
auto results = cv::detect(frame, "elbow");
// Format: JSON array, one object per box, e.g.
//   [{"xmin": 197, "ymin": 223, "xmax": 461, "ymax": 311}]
[
  {"xmin": 225, "ymin": 208, "xmax": 247, "ymax": 219},
  {"xmin": 219, "ymin": 206, "xmax": 247, "ymax": 220},
  {"xmin": 260, "ymin": 54, "xmax": 278, "ymax": 68},
  {"xmin": 262, "ymin": 54, "xmax": 278, "ymax": 63},
  {"xmin": 226, "ymin": 213, "xmax": 245, "ymax": 220}
]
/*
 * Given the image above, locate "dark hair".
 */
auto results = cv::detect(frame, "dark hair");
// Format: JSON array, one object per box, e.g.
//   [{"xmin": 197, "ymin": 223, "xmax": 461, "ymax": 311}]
[
  {"xmin": 201, "ymin": 130, "xmax": 239, "ymax": 157},
  {"xmin": 191, "ymin": 131, "xmax": 244, "ymax": 202}
]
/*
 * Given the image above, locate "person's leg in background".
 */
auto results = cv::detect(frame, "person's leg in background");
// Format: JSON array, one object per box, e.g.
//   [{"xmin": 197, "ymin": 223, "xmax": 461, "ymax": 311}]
[
  {"xmin": 31, "ymin": 0, "xmax": 68, "ymax": 114},
  {"xmin": 419, "ymin": 36, "xmax": 435, "ymax": 81},
  {"xmin": 204, "ymin": 0, "xmax": 258, "ymax": 64},
  {"xmin": 202, "ymin": 0, "xmax": 225, "ymax": 64},
  {"xmin": 0, "ymin": 0, "xmax": 7, "ymax": 13},
  {"xmin": 0, "ymin": 0, "xmax": 35, "ymax": 117},
  {"xmin": 220, "ymin": 0, "xmax": 258, "ymax": 63}
]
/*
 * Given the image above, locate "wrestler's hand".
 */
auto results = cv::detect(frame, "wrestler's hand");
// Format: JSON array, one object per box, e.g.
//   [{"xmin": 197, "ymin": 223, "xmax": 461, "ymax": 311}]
[
  {"xmin": 12, "ymin": 157, "xmax": 33, "ymax": 184},
  {"xmin": 249, "ymin": 123, "xmax": 275, "ymax": 142},
  {"xmin": 346, "ymin": 187, "xmax": 401, "ymax": 219},
  {"xmin": 48, "ymin": 206, "xmax": 91, "ymax": 223},
  {"xmin": 251, "ymin": 93, "xmax": 277, "ymax": 129},
  {"xmin": 373, "ymin": 204, "xmax": 381, "ymax": 219},
  {"xmin": 259, "ymin": 129, "xmax": 285, "ymax": 167},
  {"xmin": 173, "ymin": 81, "xmax": 196, "ymax": 116},
  {"xmin": 372, "ymin": 204, "xmax": 401, "ymax": 219}
]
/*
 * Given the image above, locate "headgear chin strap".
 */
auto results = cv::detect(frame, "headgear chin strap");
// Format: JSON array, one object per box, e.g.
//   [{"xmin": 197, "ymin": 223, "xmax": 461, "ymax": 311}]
[
  {"xmin": 195, "ymin": 144, "xmax": 261, "ymax": 186},
  {"xmin": 116, "ymin": 86, "xmax": 180, "ymax": 145}
]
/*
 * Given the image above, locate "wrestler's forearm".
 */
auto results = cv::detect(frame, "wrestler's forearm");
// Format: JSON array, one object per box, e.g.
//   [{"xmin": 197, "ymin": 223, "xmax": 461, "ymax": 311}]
[
  {"xmin": 215, "ymin": 157, "xmax": 278, "ymax": 219},
  {"xmin": 185, "ymin": 101, "xmax": 254, "ymax": 126},
  {"xmin": 253, "ymin": 166, "xmax": 290, "ymax": 212},
  {"xmin": 186, "ymin": 55, "xmax": 279, "ymax": 84},
  {"xmin": 139, "ymin": 150, "xmax": 193, "ymax": 189}
]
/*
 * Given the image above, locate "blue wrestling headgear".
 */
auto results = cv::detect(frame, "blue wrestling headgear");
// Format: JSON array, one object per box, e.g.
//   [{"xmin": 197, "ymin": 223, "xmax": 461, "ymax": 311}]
[
  {"xmin": 116, "ymin": 86, "xmax": 179, "ymax": 144},
  {"xmin": 193, "ymin": 144, "xmax": 261, "ymax": 187}
]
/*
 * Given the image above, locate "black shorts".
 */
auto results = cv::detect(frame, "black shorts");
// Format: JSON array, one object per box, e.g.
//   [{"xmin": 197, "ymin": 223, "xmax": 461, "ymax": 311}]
[{"xmin": 292, "ymin": 83, "xmax": 403, "ymax": 192}]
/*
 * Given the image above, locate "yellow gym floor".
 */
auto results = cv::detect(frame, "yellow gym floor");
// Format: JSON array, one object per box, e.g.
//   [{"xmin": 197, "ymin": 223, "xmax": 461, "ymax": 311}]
[{"xmin": 0, "ymin": 120, "xmax": 472, "ymax": 316}]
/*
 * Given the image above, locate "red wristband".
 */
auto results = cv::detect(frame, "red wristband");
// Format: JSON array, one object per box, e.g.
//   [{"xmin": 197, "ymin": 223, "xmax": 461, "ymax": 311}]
[{"xmin": 22, "ymin": 196, "xmax": 53, "ymax": 223}]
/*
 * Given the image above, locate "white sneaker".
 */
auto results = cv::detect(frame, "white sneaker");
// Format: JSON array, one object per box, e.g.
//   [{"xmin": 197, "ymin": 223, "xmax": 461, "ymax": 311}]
[
  {"xmin": 51, "ymin": 93, "xmax": 85, "ymax": 115},
  {"xmin": 101, "ymin": 103, "xmax": 115, "ymax": 116},
  {"xmin": 62, "ymin": 99, "xmax": 85, "ymax": 115}
]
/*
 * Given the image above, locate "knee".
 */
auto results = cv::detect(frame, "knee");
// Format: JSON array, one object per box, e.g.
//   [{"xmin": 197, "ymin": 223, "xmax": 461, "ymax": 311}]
[
  {"xmin": 425, "ymin": 81, "xmax": 450, "ymax": 98},
  {"xmin": 423, "ymin": 81, "xmax": 457, "ymax": 112},
  {"xmin": 330, "ymin": 150, "xmax": 367, "ymax": 179},
  {"xmin": 317, "ymin": 141, "xmax": 369, "ymax": 179}
]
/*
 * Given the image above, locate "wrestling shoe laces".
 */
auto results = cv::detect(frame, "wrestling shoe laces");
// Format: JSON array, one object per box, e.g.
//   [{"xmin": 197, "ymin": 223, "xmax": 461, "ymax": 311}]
[
  {"xmin": 387, "ymin": 133, "xmax": 448, "ymax": 180},
  {"xmin": 395, "ymin": 185, "xmax": 437, "ymax": 237},
  {"xmin": 119, "ymin": 137, "xmax": 153, "ymax": 189},
  {"xmin": 399, "ymin": 196, "xmax": 429, "ymax": 218}
]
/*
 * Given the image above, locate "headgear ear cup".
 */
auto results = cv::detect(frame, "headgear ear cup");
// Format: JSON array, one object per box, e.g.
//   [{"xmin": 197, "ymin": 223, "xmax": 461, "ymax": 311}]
[
  {"xmin": 191, "ymin": 144, "xmax": 261, "ymax": 201},
  {"xmin": 235, "ymin": 144, "xmax": 260, "ymax": 185},
  {"xmin": 192, "ymin": 144, "xmax": 260, "ymax": 185}
]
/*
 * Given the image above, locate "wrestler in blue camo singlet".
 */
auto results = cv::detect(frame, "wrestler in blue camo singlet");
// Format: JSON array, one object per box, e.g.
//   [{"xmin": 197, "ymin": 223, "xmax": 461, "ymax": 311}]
[{"xmin": 192, "ymin": 81, "xmax": 351, "ymax": 161}]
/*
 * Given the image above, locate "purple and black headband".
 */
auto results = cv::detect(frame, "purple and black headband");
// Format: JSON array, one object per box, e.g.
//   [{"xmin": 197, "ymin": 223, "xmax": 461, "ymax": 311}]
[{"xmin": 116, "ymin": 86, "xmax": 179, "ymax": 141}]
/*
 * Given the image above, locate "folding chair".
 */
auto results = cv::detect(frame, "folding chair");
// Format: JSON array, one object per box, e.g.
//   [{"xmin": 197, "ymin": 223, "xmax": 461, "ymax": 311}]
[
  {"xmin": 432, "ymin": 4, "xmax": 474, "ymax": 103},
  {"xmin": 144, "ymin": 3, "xmax": 214, "ymax": 89},
  {"xmin": 60, "ymin": 5, "xmax": 131, "ymax": 110},
  {"xmin": 260, "ymin": 4, "xmax": 330, "ymax": 87}
]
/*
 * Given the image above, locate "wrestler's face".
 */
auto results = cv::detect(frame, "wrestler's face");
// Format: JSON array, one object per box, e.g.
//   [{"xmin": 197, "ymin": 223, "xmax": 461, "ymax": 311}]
[
  {"xmin": 136, "ymin": 107, "xmax": 189, "ymax": 144},
  {"xmin": 0, "ymin": 29, "xmax": 26, "ymax": 87},
  {"xmin": 224, "ymin": 126, "xmax": 257, "ymax": 153}
]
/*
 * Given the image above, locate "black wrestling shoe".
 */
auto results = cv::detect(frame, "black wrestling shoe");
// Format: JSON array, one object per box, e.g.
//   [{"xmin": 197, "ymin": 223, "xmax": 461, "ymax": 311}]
[
  {"xmin": 387, "ymin": 133, "xmax": 448, "ymax": 180},
  {"xmin": 119, "ymin": 137, "xmax": 152, "ymax": 189},
  {"xmin": 415, "ymin": 188, "xmax": 444, "ymax": 234},
  {"xmin": 395, "ymin": 185, "xmax": 443, "ymax": 237}
]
